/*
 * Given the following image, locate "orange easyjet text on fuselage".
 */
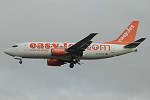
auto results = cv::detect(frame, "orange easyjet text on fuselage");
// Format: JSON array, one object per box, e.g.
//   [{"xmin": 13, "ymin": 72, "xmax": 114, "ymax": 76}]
[{"xmin": 30, "ymin": 43, "xmax": 111, "ymax": 51}]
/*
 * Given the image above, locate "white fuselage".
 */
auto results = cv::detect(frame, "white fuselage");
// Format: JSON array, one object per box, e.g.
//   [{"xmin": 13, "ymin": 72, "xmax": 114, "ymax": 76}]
[
  {"xmin": 4, "ymin": 42, "xmax": 137, "ymax": 60},
  {"xmin": 4, "ymin": 21, "xmax": 144, "ymax": 68}
]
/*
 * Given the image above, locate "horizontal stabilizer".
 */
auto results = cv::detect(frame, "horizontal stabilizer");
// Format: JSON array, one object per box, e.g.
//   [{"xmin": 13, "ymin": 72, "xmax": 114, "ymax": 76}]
[{"xmin": 124, "ymin": 38, "xmax": 146, "ymax": 48}]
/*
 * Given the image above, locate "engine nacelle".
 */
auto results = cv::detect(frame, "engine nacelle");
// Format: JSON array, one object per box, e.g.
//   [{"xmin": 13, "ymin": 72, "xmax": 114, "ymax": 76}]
[
  {"xmin": 47, "ymin": 59, "xmax": 64, "ymax": 66},
  {"xmin": 51, "ymin": 48, "xmax": 66, "ymax": 56}
]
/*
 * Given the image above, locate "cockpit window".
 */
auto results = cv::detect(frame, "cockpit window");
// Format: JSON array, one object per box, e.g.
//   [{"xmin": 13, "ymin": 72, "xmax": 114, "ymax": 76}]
[{"xmin": 12, "ymin": 45, "xmax": 18, "ymax": 48}]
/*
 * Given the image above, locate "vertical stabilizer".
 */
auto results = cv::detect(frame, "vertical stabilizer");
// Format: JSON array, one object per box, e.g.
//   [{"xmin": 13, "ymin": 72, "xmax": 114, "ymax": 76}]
[{"xmin": 104, "ymin": 21, "xmax": 139, "ymax": 45}]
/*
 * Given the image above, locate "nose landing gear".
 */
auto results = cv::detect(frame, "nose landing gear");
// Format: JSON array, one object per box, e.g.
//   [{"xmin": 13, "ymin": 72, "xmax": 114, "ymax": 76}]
[
  {"xmin": 14, "ymin": 56, "xmax": 23, "ymax": 64},
  {"xmin": 19, "ymin": 59, "xmax": 23, "ymax": 64}
]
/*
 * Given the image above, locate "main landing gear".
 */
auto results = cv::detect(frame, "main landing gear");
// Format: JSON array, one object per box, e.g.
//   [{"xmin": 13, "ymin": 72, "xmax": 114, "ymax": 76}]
[
  {"xmin": 69, "ymin": 63, "xmax": 74, "ymax": 68},
  {"xmin": 69, "ymin": 57, "xmax": 81, "ymax": 68}
]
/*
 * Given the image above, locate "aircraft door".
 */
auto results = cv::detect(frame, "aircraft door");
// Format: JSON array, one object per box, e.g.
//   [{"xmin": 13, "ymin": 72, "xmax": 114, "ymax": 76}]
[
  {"xmin": 110, "ymin": 45, "xmax": 116, "ymax": 55},
  {"xmin": 24, "ymin": 44, "xmax": 28, "ymax": 51}
]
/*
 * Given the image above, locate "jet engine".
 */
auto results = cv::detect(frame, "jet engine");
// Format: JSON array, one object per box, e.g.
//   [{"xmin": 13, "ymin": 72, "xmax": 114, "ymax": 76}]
[
  {"xmin": 51, "ymin": 48, "xmax": 67, "ymax": 56},
  {"xmin": 47, "ymin": 59, "xmax": 64, "ymax": 66}
]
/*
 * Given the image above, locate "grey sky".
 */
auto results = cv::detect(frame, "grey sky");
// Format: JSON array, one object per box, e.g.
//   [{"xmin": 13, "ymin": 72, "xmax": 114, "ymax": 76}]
[{"xmin": 0, "ymin": 0, "xmax": 150, "ymax": 100}]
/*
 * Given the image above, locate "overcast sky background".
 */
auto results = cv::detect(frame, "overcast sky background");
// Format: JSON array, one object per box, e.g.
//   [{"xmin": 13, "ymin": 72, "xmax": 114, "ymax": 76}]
[{"xmin": 0, "ymin": 0, "xmax": 150, "ymax": 100}]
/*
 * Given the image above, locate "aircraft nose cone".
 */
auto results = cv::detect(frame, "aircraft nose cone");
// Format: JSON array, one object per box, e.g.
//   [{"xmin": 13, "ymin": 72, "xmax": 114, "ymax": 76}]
[
  {"xmin": 4, "ymin": 49, "xmax": 10, "ymax": 55},
  {"xmin": 4, "ymin": 48, "xmax": 15, "ymax": 56}
]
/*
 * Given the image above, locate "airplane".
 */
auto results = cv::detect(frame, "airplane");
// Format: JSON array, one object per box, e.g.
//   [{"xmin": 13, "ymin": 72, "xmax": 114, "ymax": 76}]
[{"xmin": 4, "ymin": 21, "xmax": 146, "ymax": 68}]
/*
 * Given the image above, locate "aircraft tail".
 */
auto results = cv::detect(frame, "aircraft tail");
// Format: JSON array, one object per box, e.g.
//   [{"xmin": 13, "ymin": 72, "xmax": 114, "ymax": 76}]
[{"xmin": 104, "ymin": 21, "xmax": 139, "ymax": 45}]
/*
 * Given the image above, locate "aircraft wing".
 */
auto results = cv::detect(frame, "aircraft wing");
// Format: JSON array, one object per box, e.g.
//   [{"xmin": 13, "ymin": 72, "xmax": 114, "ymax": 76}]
[{"xmin": 66, "ymin": 33, "xmax": 98, "ymax": 56}]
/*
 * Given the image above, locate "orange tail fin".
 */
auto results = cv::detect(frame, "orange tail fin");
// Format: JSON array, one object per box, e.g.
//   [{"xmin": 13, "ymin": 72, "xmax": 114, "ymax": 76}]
[{"xmin": 104, "ymin": 21, "xmax": 139, "ymax": 45}]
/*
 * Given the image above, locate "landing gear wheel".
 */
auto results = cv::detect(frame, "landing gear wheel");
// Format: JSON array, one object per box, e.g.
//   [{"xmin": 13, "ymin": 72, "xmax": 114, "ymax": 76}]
[
  {"xmin": 19, "ymin": 60, "xmax": 22, "ymax": 64},
  {"xmin": 70, "ymin": 63, "xmax": 74, "ymax": 68}
]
